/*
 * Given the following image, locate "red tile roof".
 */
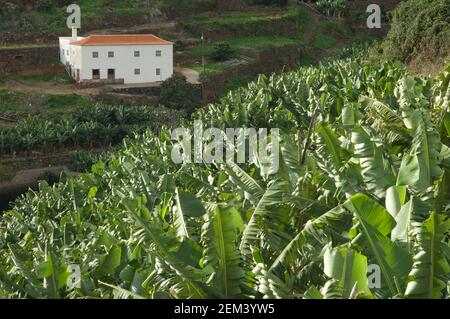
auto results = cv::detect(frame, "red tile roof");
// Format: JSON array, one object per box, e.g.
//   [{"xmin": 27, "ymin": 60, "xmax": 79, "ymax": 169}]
[{"xmin": 70, "ymin": 34, "xmax": 172, "ymax": 46}]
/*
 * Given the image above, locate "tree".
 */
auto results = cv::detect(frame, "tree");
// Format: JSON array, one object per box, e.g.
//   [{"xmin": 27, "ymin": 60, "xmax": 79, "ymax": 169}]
[
  {"xmin": 0, "ymin": 2, "xmax": 19, "ymax": 18},
  {"xmin": 36, "ymin": 0, "xmax": 54, "ymax": 12},
  {"xmin": 159, "ymin": 74, "xmax": 198, "ymax": 112},
  {"xmin": 211, "ymin": 42, "xmax": 235, "ymax": 62}
]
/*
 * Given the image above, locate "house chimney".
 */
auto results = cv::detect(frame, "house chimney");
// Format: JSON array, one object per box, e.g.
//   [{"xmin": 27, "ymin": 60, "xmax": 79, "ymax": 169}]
[{"xmin": 72, "ymin": 27, "xmax": 78, "ymax": 39}]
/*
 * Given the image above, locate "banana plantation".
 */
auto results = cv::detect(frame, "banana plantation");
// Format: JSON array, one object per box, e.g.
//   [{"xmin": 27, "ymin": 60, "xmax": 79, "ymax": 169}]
[
  {"xmin": 0, "ymin": 104, "xmax": 183, "ymax": 154},
  {"xmin": 0, "ymin": 56, "xmax": 449, "ymax": 299}
]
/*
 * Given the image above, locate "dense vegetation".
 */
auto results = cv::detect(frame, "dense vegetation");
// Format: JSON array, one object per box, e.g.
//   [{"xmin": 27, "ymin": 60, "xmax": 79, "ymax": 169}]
[
  {"xmin": 0, "ymin": 0, "xmax": 448, "ymax": 301},
  {"xmin": 304, "ymin": 0, "xmax": 348, "ymax": 17},
  {"xmin": 0, "ymin": 104, "xmax": 184, "ymax": 154},
  {"xmin": 0, "ymin": 53, "xmax": 448, "ymax": 298},
  {"xmin": 0, "ymin": 0, "xmax": 163, "ymax": 34},
  {"xmin": 382, "ymin": 0, "xmax": 450, "ymax": 71}
]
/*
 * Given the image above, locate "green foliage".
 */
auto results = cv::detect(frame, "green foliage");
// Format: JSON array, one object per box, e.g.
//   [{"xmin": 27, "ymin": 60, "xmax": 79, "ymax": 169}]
[
  {"xmin": 182, "ymin": 36, "xmax": 298, "ymax": 58},
  {"xmin": 220, "ymin": 76, "xmax": 253, "ymax": 96},
  {"xmin": 382, "ymin": 0, "xmax": 450, "ymax": 64},
  {"xmin": 0, "ymin": 53, "xmax": 449, "ymax": 299},
  {"xmin": 0, "ymin": 0, "xmax": 162, "ymax": 35},
  {"xmin": 36, "ymin": 0, "xmax": 55, "ymax": 12},
  {"xmin": 0, "ymin": 104, "xmax": 184, "ymax": 154},
  {"xmin": 302, "ymin": 0, "xmax": 348, "ymax": 17},
  {"xmin": 0, "ymin": 2, "xmax": 20, "ymax": 18},
  {"xmin": 312, "ymin": 34, "xmax": 336, "ymax": 50},
  {"xmin": 181, "ymin": 6, "xmax": 300, "ymax": 35},
  {"xmin": 211, "ymin": 43, "xmax": 235, "ymax": 61},
  {"xmin": 159, "ymin": 0, "xmax": 215, "ymax": 18},
  {"xmin": 69, "ymin": 150, "xmax": 110, "ymax": 172},
  {"xmin": 159, "ymin": 74, "xmax": 199, "ymax": 112}
]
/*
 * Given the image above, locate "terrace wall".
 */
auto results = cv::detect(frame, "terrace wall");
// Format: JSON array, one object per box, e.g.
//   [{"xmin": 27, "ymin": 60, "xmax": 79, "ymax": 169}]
[
  {"xmin": 202, "ymin": 44, "xmax": 303, "ymax": 103},
  {"xmin": 0, "ymin": 45, "xmax": 61, "ymax": 76}
]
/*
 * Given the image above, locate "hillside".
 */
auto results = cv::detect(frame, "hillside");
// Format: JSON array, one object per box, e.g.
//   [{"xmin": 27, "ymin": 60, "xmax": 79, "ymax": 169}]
[
  {"xmin": 381, "ymin": 0, "xmax": 450, "ymax": 74},
  {"xmin": 0, "ymin": 0, "xmax": 449, "ymax": 301},
  {"xmin": 1, "ymin": 51, "xmax": 449, "ymax": 299}
]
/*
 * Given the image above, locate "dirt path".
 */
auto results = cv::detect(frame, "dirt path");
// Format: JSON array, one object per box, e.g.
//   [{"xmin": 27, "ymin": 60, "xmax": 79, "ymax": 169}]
[
  {"xmin": 175, "ymin": 67, "xmax": 200, "ymax": 84},
  {"xmin": 1, "ymin": 65, "xmax": 201, "ymax": 95}
]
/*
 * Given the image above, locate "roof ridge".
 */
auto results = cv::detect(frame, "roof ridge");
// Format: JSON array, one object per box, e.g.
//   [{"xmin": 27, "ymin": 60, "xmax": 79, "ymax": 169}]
[{"xmin": 69, "ymin": 34, "xmax": 173, "ymax": 46}]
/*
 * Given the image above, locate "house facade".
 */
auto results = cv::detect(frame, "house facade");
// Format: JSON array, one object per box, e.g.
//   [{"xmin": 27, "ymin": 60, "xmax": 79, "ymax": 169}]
[{"xmin": 59, "ymin": 33, "xmax": 173, "ymax": 85}]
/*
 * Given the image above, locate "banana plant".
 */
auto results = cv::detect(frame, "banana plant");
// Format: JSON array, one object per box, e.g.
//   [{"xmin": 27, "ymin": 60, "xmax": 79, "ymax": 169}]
[{"xmin": 1, "ymin": 56, "xmax": 449, "ymax": 299}]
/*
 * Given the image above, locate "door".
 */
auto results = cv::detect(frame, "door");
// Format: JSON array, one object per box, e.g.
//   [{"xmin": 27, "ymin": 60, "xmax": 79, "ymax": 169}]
[
  {"xmin": 76, "ymin": 69, "xmax": 80, "ymax": 82},
  {"xmin": 92, "ymin": 69, "xmax": 100, "ymax": 80},
  {"xmin": 108, "ymin": 69, "xmax": 115, "ymax": 80}
]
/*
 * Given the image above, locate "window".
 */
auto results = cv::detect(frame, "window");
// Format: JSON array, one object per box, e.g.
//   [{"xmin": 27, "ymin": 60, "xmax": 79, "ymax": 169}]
[
  {"xmin": 134, "ymin": 69, "xmax": 140, "ymax": 75},
  {"xmin": 108, "ymin": 51, "xmax": 114, "ymax": 58},
  {"xmin": 156, "ymin": 68, "xmax": 161, "ymax": 76},
  {"xmin": 92, "ymin": 51, "xmax": 99, "ymax": 58},
  {"xmin": 66, "ymin": 50, "xmax": 69, "ymax": 56},
  {"xmin": 134, "ymin": 51, "xmax": 140, "ymax": 57},
  {"xmin": 156, "ymin": 50, "xmax": 162, "ymax": 57}
]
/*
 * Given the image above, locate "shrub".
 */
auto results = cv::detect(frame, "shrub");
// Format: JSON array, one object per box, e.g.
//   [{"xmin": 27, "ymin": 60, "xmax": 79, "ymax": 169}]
[
  {"xmin": 0, "ymin": 2, "xmax": 20, "ymax": 18},
  {"xmin": 382, "ymin": 0, "xmax": 450, "ymax": 64},
  {"xmin": 211, "ymin": 42, "xmax": 235, "ymax": 61},
  {"xmin": 69, "ymin": 150, "xmax": 109, "ymax": 172},
  {"xmin": 159, "ymin": 74, "xmax": 199, "ymax": 112},
  {"xmin": 36, "ymin": 0, "xmax": 55, "ymax": 12}
]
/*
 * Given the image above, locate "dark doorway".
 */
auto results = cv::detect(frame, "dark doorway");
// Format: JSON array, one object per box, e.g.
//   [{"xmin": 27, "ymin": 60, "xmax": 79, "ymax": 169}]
[
  {"xmin": 92, "ymin": 69, "xmax": 100, "ymax": 80},
  {"xmin": 107, "ymin": 69, "xmax": 115, "ymax": 80}
]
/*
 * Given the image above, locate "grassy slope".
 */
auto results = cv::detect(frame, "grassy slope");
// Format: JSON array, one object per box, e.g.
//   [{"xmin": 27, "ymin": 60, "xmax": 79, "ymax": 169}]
[
  {"xmin": 0, "ymin": 0, "xmax": 161, "ymax": 34},
  {"xmin": 179, "ymin": 4, "xmax": 369, "ymax": 79},
  {"xmin": 0, "ymin": 88, "xmax": 91, "ymax": 117}
]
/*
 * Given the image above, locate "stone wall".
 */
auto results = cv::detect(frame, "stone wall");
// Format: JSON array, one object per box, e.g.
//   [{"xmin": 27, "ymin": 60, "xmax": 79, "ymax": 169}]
[
  {"xmin": 112, "ymin": 86, "xmax": 162, "ymax": 96},
  {"xmin": 112, "ymin": 84, "xmax": 203, "ymax": 102},
  {"xmin": 80, "ymin": 79, "xmax": 125, "ymax": 88}
]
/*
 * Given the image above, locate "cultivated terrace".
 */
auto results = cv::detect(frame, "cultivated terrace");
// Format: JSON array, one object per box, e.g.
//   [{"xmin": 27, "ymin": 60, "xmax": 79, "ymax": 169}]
[{"xmin": 0, "ymin": 0, "xmax": 448, "ymax": 302}]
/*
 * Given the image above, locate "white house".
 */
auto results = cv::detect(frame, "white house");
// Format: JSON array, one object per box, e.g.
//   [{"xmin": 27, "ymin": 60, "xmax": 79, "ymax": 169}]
[{"xmin": 59, "ymin": 30, "xmax": 173, "ymax": 85}]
